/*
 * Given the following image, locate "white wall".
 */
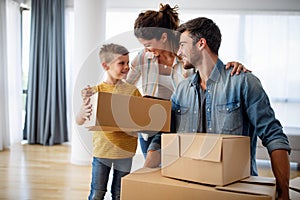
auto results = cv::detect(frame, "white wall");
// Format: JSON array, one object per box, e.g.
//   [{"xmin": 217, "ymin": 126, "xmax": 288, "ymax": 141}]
[{"xmin": 108, "ymin": 0, "xmax": 300, "ymax": 12}]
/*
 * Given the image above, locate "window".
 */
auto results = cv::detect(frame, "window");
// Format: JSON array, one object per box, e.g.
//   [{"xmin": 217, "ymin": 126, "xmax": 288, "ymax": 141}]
[
  {"xmin": 106, "ymin": 10, "xmax": 300, "ymax": 127},
  {"xmin": 21, "ymin": 8, "xmax": 30, "ymax": 131}
]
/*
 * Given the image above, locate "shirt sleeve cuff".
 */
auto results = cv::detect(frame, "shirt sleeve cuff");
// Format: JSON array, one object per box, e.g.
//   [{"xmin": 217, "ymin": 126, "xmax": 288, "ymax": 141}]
[
  {"xmin": 266, "ymin": 138, "xmax": 291, "ymax": 155},
  {"xmin": 148, "ymin": 142, "xmax": 161, "ymax": 152}
]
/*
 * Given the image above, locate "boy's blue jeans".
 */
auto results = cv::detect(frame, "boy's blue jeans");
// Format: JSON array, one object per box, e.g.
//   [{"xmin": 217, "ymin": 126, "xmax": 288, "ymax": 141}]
[{"xmin": 88, "ymin": 157, "xmax": 132, "ymax": 200}]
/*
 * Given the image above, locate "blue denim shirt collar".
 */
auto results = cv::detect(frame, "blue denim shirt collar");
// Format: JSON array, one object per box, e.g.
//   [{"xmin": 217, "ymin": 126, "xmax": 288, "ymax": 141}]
[
  {"xmin": 190, "ymin": 71, "xmax": 200, "ymax": 87},
  {"xmin": 208, "ymin": 59, "xmax": 226, "ymax": 85},
  {"xmin": 190, "ymin": 59, "xmax": 224, "ymax": 87}
]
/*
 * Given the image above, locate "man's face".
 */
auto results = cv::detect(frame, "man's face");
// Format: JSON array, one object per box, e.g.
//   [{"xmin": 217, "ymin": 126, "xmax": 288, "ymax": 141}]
[{"xmin": 177, "ymin": 31, "xmax": 199, "ymax": 69}]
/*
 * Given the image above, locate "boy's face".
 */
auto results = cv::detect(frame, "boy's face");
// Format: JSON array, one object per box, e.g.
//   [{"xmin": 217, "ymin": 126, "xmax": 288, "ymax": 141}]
[{"xmin": 105, "ymin": 54, "xmax": 130, "ymax": 81}]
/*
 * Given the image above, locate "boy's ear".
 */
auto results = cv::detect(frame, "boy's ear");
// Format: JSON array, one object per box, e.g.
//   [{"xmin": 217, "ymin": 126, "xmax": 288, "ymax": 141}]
[
  {"xmin": 102, "ymin": 62, "xmax": 109, "ymax": 71},
  {"xmin": 161, "ymin": 32, "xmax": 168, "ymax": 43}
]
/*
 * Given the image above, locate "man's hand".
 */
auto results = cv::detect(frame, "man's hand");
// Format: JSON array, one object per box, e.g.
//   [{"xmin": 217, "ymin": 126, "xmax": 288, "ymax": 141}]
[
  {"xmin": 143, "ymin": 150, "xmax": 161, "ymax": 168},
  {"xmin": 225, "ymin": 61, "xmax": 252, "ymax": 76},
  {"xmin": 270, "ymin": 149, "xmax": 290, "ymax": 200}
]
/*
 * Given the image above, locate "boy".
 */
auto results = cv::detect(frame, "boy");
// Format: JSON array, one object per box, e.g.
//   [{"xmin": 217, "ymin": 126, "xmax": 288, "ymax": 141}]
[{"xmin": 76, "ymin": 43, "xmax": 141, "ymax": 200}]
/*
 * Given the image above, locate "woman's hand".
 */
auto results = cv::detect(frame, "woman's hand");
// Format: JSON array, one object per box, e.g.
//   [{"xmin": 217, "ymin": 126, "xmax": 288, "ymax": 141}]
[{"xmin": 226, "ymin": 61, "xmax": 252, "ymax": 76}]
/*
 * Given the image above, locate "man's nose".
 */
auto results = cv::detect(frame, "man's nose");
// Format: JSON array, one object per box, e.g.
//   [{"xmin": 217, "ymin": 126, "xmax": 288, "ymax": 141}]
[{"xmin": 177, "ymin": 47, "xmax": 182, "ymax": 57}]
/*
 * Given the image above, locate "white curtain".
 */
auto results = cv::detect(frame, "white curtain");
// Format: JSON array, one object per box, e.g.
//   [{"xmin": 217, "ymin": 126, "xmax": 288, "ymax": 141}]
[
  {"xmin": 6, "ymin": 0, "xmax": 23, "ymax": 145},
  {"xmin": 242, "ymin": 14, "xmax": 300, "ymax": 127},
  {"xmin": 0, "ymin": 0, "xmax": 10, "ymax": 151},
  {"xmin": 65, "ymin": 7, "xmax": 74, "ymax": 141},
  {"xmin": 177, "ymin": 11, "xmax": 300, "ymax": 127},
  {"xmin": 0, "ymin": 0, "xmax": 23, "ymax": 151}
]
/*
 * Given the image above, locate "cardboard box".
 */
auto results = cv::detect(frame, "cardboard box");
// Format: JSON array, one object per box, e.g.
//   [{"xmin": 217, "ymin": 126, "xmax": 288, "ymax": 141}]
[
  {"xmin": 86, "ymin": 92, "xmax": 171, "ymax": 132},
  {"xmin": 161, "ymin": 133, "xmax": 250, "ymax": 186},
  {"xmin": 290, "ymin": 177, "xmax": 300, "ymax": 199},
  {"xmin": 121, "ymin": 168, "xmax": 276, "ymax": 200}
]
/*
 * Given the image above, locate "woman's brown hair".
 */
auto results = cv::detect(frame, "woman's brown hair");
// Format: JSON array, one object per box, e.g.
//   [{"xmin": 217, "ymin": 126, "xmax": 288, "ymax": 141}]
[{"xmin": 134, "ymin": 4, "xmax": 180, "ymax": 52}]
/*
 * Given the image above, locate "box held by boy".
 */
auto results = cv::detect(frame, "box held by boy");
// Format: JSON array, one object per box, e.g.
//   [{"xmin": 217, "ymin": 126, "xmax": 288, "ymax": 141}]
[{"xmin": 86, "ymin": 92, "xmax": 171, "ymax": 132}]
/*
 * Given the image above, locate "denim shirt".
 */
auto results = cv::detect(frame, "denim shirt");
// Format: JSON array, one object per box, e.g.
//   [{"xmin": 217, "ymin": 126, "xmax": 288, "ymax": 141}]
[{"xmin": 171, "ymin": 59, "xmax": 291, "ymax": 175}]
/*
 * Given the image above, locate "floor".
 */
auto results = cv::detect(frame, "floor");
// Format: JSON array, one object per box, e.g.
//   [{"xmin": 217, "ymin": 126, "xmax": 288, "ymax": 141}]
[{"xmin": 0, "ymin": 142, "xmax": 299, "ymax": 200}]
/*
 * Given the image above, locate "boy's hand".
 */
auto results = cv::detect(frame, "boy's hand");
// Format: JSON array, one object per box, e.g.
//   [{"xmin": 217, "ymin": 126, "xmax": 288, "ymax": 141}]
[
  {"xmin": 81, "ymin": 98, "xmax": 92, "ymax": 120},
  {"xmin": 81, "ymin": 85, "xmax": 95, "ymax": 99},
  {"xmin": 226, "ymin": 61, "xmax": 252, "ymax": 76},
  {"xmin": 76, "ymin": 98, "xmax": 93, "ymax": 125}
]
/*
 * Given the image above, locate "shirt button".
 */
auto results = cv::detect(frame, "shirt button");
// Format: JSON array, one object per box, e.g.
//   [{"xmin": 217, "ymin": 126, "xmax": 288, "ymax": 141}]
[
  {"xmin": 209, "ymin": 128, "xmax": 212, "ymax": 131},
  {"xmin": 207, "ymin": 108, "xmax": 210, "ymax": 112},
  {"xmin": 194, "ymin": 111, "xmax": 197, "ymax": 114},
  {"xmin": 177, "ymin": 110, "xmax": 181, "ymax": 113},
  {"xmin": 192, "ymin": 129, "xmax": 196, "ymax": 132},
  {"xmin": 226, "ymin": 108, "xmax": 229, "ymax": 111}
]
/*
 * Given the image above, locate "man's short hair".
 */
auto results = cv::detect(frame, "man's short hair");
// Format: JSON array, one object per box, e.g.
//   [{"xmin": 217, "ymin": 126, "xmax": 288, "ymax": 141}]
[{"xmin": 177, "ymin": 17, "xmax": 221, "ymax": 55}]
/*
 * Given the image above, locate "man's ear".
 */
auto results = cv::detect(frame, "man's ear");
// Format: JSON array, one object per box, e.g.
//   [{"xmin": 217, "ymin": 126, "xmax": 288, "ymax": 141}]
[
  {"xmin": 197, "ymin": 38, "xmax": 206, "ymax": 49},
  {"xmin": 102, "ymin": 62, "xmax": 109, "ymax": 71}
]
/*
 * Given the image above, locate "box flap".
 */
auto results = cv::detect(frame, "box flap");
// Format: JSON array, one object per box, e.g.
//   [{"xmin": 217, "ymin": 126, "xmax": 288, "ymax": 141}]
[
  {"xmin": 290, "ymin": 177, "xmax": 300, "ymax": 192},
  {"xmin": 131, "ymin": 167, "xmax": 161, "ymax": 174},
  {"xmin": 240, "ymin": 176, "xmax": 276, "ymax": 185},
  {"xmin": 161, "ymin": 134, "xmax": 180, "ymax": 168},
  {"xmin": 162, "ymin": 134, "xmax": 180, "ymax": 157},
  {"xmin": 290, "ymin": 189, "xmax": 300, "ymax": 199},
  {"xmin": 180, "ymin": 134, "xmax": 222, "ymax": 162},
  {"xmin": 216, "ymin": 182, "xmax": 276, "ymax": 198}
]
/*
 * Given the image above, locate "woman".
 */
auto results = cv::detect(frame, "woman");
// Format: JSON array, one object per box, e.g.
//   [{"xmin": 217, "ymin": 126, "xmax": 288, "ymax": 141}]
[{"xmin": 126, "ymin": 4, "xmax": 248, "ymax": 167}]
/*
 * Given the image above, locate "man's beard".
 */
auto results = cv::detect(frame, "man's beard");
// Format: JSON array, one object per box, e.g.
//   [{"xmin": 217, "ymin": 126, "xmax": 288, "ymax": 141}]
[{"xmin": 183, "ymin": 61, "xmax": 195, "ymax": 70}]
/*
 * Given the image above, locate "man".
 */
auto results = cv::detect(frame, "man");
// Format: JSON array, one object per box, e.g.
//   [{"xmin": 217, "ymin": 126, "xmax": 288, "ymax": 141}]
[{"xmin": 171, "ymin": 17, "xmax": 290, "ymax": 200}]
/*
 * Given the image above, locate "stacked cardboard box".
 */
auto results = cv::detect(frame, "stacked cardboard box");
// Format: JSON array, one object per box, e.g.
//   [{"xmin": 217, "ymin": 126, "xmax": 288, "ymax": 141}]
[
  {"xmin": 121, "ymin": 133, "xmax": 278, "ymax": 200},
  {"xmin": 161, "ymin": 133, "xmax": 250, "ymax": 186},
  {"xmin": 290, "ymin": 177, "xmax": 300, "ymax": 199},
  {"xmin": 121, "ymin": 168, "xmax": 276, "ymax": 200}
]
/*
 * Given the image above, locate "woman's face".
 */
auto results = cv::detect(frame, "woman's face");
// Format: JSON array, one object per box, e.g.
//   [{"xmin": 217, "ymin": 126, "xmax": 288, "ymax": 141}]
[{"xmin": 137, "ymin": 37, "xmax": 166, "ymax": 56}]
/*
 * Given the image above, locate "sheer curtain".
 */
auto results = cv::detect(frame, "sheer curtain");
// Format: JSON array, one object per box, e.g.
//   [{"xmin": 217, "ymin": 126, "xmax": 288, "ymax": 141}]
[
  {"xmin": 243, "ymin": 14, "xmax": 300, "ymax": 127},
  {"xmin": 0, "ymin": 0, "xmax": 10, "ymax": 151},
  {"xmin": 6, "ymin": 0, "xmax": 23, "ymax": 145},
  {"xmin": 65, "ymin": 7, "xmax": 74, "ymax": 141},
  {"xmin": 178, "ymin": 11, "xmax": 300, "ymax": 127},
  {"xmin": 0, "ymin": 0, "xmax": 23, "ymax": 151}
]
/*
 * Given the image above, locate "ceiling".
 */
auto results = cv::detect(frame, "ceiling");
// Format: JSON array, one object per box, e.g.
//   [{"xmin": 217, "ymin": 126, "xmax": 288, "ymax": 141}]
[{"xmin": 20, "ymin": 0, "xmax": 300, "ymax": 13}]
